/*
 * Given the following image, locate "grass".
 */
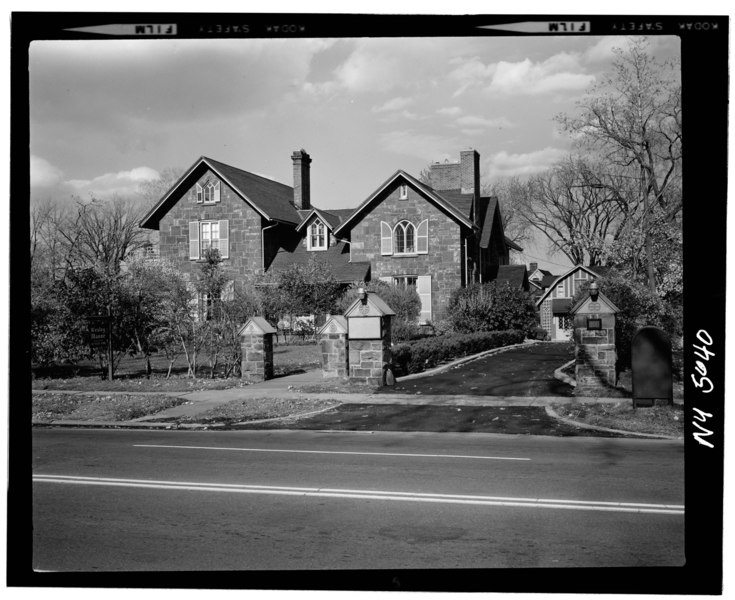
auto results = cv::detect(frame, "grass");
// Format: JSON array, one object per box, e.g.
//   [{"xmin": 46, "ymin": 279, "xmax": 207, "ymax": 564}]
[
  {"xmin": 32, "ymin": 342, "xmax": 322, "ymax": 392},
  {"xmin": 552, "ymin": 400, "xmax": 684, "ymax": 438},
  {"xmin": 32, "ymin": 392, "xmax": 188, "ymax": 423},
  {"xmin": 176, "ymin": 397, "xmax": 340, "ymax": 425}
]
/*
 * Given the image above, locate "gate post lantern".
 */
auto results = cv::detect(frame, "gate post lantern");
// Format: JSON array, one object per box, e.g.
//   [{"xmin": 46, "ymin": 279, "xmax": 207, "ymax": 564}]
[
  {"xmin": 317, "ymin": 315, "xmax": 349, "ymax": 379},
  {"xmin": 238, "ymin": 317, "xmax": 276, "ymax": 382},
  {"xmin": 343, "ymin": 287, "xmax": 396, "ymax": 386},
  {"xmin": 570, "ymin": 282, "xmax": 620, "ymax": 396}
]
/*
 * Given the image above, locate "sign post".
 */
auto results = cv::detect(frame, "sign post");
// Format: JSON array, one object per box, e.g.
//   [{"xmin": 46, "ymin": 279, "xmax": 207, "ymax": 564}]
[{"xmin": 86, "ymin": 315, "xmax": 113, "ymax": 380}]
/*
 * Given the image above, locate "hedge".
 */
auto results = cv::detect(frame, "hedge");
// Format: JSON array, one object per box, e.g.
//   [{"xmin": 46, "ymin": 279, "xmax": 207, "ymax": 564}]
[{"xmin": 391, "ymin": 330, "xmax": 525, "ymax": 376}]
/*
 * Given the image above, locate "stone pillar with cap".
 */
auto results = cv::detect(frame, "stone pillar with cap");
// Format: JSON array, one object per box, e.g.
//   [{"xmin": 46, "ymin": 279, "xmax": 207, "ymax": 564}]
[
  {"xmin": 238, "ymin": 317, "xmax": 276, "ymax": 382},
  {"xmin": 344, "ymin": 288, "xmax": 396, "ymax": 387},
  {"xmin": 318, "ymin": 315, "xmax": 349, "ymax": 379},
  {"xmin": 570, "ymin": 282, "xmax": 620, "ymax": 395}
]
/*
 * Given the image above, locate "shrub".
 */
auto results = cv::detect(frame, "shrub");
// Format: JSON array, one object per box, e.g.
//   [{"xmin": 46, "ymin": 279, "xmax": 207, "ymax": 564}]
[
  {"xmin": 391, "ymin": 330, "xmax": 525, "ymax": 376},
  {"xmin": 446, "ymin": 282, "xmax": 538, "ymax": 335}
]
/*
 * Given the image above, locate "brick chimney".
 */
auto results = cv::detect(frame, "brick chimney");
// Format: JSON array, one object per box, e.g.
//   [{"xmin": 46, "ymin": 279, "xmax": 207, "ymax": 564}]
[
  {"xmin": 292, "ymin": 149, "xmax": 311, "ymax": 210},
  {"xmin": 530, "ymin": 262, "xmax": 538, "ymax": 274},
  {"xmin": 460, "ymin": 149, "xmax": 480, "ymax": 198}
]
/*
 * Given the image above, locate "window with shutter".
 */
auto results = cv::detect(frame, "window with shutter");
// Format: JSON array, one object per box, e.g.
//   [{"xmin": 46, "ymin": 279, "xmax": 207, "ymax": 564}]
[
  {"xmin": 189, "ymin": 222, "xmax": 200, "ymax": 259},
  {"xmin": 394, "ymin": 221, "xmax": 416, "ymax": 254},
  {"xmin": 380, "ymin": 222, "xmax": 393, "ymax": 256},
  {"xmin": 417, "ymin": 275, "xmax": 432, "ymax": 324},
  {"xmin": 416, "ymin": 219, "xmax": 428, "ymax": 254},
  {"xmin": 219, "ymin": 219, "xmax": 229, "ymax": 258}
]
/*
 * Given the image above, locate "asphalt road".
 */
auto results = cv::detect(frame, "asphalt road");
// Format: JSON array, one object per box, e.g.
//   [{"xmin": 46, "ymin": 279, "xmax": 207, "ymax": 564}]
[
  {"xmin": 385, "ymin": 342, "xmax": 575, "ymax": 396},
  {"xmin": 32, "ymin": 428, "xmax": 684, "ymax": 575}
]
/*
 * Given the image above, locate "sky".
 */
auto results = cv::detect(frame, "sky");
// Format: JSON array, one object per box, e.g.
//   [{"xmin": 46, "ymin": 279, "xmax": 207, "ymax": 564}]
[{"xmin": 28, "ymin": 33, "xmax": 681, "ymax": 272}]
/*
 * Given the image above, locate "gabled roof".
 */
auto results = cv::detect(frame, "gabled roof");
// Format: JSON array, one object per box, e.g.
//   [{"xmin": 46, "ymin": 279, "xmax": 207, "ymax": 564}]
[
  {"xmin": 539, "ymin": 274, "xmax": 558, "ymax": 289},
  {"xmin": 140, "ymin": 156, "xmax": 300, "ymax": 229},
  {"xmin": 505, "ymin": 236, "xmax": 523, "ymax": 252},
  {"xmin": 296, "ymin": 207, "xmax": 354, "ymax": 232},
  {"xmin": 268, "ymin": 241, "xmax": 370, "ymax": 283},
  {"xmin": 435, "ymin": 189, "xmax": 473, "ymax": 219},
  {"xmin": 535, "ymin": 264, "xmax": 601, "ymax": 306},
  {"xmin": 333, "ymin": 170, "xmax": 474, "ymax": 236},
  {"xmin": 479, "ymin": 197, "xmax": 499, "ymax": 248}
]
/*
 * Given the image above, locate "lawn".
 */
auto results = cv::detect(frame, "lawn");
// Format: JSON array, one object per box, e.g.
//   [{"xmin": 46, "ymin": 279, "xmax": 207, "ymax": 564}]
[
  {"xmin": 552, "ymin": 401, "xmax": 684, "ymax": 438},
  {"xmin": 32, "ymin": 342, "xmax": 322, "ymax": 392},
  {"xmin": 32, "ymin": 392, "xmax": 188, "ymax": 423}
]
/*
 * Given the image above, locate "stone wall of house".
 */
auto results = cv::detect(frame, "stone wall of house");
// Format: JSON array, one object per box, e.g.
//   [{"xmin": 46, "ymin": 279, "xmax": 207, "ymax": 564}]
[
  {"xmin": 158, "ymin": 168, "xmax": 269, "ymax": 285},
  {"xmin": 349, "ymin": 180, "xmax": 464, "ymax": 319}
]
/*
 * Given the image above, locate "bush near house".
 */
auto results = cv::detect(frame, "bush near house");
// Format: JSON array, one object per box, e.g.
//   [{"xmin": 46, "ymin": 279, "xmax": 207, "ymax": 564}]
[
  {"xmin": 446, "ymin": 282, "xmax": 538, "ymax": 336},
  {"xmin": 391, "ymin": 330, "xmax": 525, "ymax": 376}
]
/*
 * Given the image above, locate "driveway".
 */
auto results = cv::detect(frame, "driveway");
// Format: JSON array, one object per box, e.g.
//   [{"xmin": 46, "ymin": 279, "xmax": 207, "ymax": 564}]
[{"xmin": 383, "ymin": 342, "xmax": 575, "ymax": 397}]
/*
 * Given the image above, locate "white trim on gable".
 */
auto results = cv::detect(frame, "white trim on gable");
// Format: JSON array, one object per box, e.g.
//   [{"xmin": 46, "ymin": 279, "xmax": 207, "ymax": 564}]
[{"xmin": 535, "ymin": 265, "xmax": 600, "ymax": 307}]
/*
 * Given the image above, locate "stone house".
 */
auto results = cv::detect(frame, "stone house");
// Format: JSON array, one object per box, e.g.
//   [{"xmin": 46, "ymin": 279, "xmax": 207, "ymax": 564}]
[{"xmin": 139, "ymin": 148, "xmax": 523, "ymax": 323}]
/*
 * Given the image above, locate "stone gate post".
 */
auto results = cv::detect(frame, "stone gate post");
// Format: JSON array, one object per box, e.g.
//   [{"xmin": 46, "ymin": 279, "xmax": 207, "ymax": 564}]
[
  {"xmin": 343, "ymin": 288, "xmax": 396, "ymax": 387},
  {"xmin": 570, "ymin": 282, "xmax": 620, "ymax": 396},
  {"xmin": 238, "ymin": 317, "xmax": 276, "ymax": 382},
  {"xmin": 318, "ymin": 315, "xmax": 349, "ymax": 379}
]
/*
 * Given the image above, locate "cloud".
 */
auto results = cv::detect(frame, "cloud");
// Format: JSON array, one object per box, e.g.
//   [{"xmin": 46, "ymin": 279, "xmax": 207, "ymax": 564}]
[
  {"xmin": 66, "ymin": 166, "xmax": 160, "ymax": 199},
  {"xmin": 379, "ymin": 130, "xmax": 456, "ymax": 162},
  {"xmin": 486, "ymin": 54, "xmax": 595, "ymax": 95},
  {"xmin": 449, "ymin": 51, "xmax": 594, "ymax": 97},
  {"xmin": 30, "ymin": 156, "xmax": 64, "ymax": 188},
  {"xmin": 484, "ymin": 147, "xmax": 568, "ymax": 179},
  {"xmin": 456, "ymin": 115, "xmax": 513, "ymax": 129},
  {"xmin": 372, "ymin": 96, "xmax": 415, "ymax": 113},
  {"xmin": 437, "ymin": 106, "xmax": 462, "ymax": 117}
]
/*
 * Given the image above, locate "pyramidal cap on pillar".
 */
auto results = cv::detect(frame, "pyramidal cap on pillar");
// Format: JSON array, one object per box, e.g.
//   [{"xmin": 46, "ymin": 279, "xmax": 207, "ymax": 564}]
[
  {"xmin": 238, "ymin": 317, "xmax": 277, "ymax": 336},
  {"xmin": 344, "ymin": 293, "xmax": 396, "ymax": 318},
  {"xmin": 569, "ymin": 290, "xmax": 619, "ymax": 315},
  {"xmin": 317, "ymin": 315, "xmax": 348, "ymax": 336}
]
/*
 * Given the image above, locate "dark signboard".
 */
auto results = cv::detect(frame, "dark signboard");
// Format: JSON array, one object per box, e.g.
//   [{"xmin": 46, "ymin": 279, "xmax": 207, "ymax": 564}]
[
  {"xmin": 86, "ymin": 316, "xmax": 110, "ymax": 350},
  {"xmin": 632, "ymin": 326, "xmax": 673, "ymax": 407}
]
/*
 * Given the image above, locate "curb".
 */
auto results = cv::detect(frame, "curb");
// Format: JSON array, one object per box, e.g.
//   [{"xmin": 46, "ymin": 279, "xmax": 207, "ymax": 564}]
[
  {"xmin": 543, "ymin": 406, "xmax": 681, "ymax": 440},
  {"xmin": 395, "ymin": 340, "xmax": 540, "ymax": 383},
  {"xmin": 553, "ymin": 359, "xmax": 577, "ymax": 387}
]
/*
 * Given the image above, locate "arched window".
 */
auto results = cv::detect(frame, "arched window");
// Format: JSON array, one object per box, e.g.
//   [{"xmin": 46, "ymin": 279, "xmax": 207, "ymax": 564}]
[
  {"xmin": 394, "ymin": 220, "xmax": 416, "ymax": 254},
  {"xmin": 308, "ymin": 218, "xmax": 327, "ymax": 250}
]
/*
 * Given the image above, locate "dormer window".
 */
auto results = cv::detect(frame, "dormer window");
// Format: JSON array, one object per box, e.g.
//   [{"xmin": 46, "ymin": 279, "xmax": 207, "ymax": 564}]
[
  {"xmin": 399, "ymin": 184, "xmax": 408, "ymax": 200},
  {"xmin": 196, "ymin": 180, "xmax": 221, "ymax": 204},
  {"xmin": 307, "ymin": 218, "xmax": 327, "ymax": 251}
]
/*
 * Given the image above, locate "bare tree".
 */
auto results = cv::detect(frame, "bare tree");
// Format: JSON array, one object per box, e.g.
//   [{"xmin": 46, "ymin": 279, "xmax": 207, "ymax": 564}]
[{"xmin": 557, "ymin": 37, "xmax": 682, "ymax": 289}]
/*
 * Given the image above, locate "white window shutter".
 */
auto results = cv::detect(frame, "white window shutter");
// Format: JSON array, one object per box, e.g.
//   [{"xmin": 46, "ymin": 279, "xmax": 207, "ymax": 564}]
[
  {"xmin": 219, "ymin": 219, "xmax": 229, "ymax": 258},
  {"xmin": 196, "ymin": 183, "xmax": 203, "ymax": 203},
  {"xmin": 416, "ymin": 219, "xmax": 429, "ymax": 254},
  {"xmin": 223, "ymin": 280, "xmax": 234, "ymax": 301},
  {"xmin": 380, "ymin": 221, "xmax": 393, "ymax": 256},
  {"xmin": 214, "ymin": 181, "xmax": 221, "ymax": 203},
  {"xmin": 189, "ymin": 222, "xmax": 200, "ymax": 260},
  {"xmin": 417, "ymin": 275, "xmax": 432, "ymax": 324}
]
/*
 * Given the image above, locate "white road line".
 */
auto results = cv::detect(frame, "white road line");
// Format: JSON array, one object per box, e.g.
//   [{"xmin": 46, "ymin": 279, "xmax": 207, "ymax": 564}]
[
  {"xmin": 33, "ymin": 475, "xmax": 684, "ymax": 515},
  {"xmin": 132, "ymin": 443, "xmax": 530, "ymax": 461}
]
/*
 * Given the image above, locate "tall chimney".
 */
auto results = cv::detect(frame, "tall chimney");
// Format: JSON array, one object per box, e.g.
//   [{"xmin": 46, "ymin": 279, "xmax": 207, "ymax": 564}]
[
  {"xmin": 530, "ymin": 262, "xmax": 538, "ymax": 273},
  {"xmin": 292, "ymin": 149, "xmax": 311, "ymax": 210},
  {"xmin": 460, "ymin": 149, "xmax": 480, "ymax": 198}
]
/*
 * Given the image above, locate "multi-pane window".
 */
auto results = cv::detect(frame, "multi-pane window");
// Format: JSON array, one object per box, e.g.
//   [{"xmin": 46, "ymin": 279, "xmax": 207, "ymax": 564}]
[
  {"xmin": 196, "ymin": 180, "xmax": 221, "ymax": 204},
  {"xmin": 393, "ymin": 275, "xmax": 417, "ymax": 288},
  {"xmin": 308, "ymin": 219, "xmax": 327, "ymax": 250},
  {"xmin": 190, "ymin": 220, "xmax": 229, "ymax": 260},
  {"xmin": 201, "ymin": 221, "xmax": 220, "ymax": 253},
  {"xmin": 394, "ymin": 220, "xmax": 416, "ymax": 254}
]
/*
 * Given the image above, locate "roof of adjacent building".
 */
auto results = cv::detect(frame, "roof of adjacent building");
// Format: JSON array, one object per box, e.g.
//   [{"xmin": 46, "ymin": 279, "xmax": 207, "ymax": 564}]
[
  {"xmin": 551, "ymin": 298, "xmax": 573, "ymax": 314},
  {"xmin": 140, "ymin": 156, "xmax": 301, "ymax": 229},
  {"xmin": 268, "ymin": 241, "xmax": 370, "ymax": 283},
  {"xmin": 296, "ymin": 207, "xmax": 355, "ymax": 232},
  {"xmin": 486, "ymin": 264, "xmax": 529, "ymax": 289},
  {"xmin": 535, "ymin": 264, "xmax": 602, "ymax": 306}
]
